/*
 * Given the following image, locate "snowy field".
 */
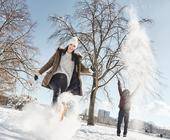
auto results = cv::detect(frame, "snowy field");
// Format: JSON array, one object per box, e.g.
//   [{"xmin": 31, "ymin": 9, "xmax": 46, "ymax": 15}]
[
  {"xmin": 73, "ymin": 123, "xmax": 168, "ymax": 140},
  {"xmin": 0, "ymin": 106, "xmax": 169, "ymax": 140}
]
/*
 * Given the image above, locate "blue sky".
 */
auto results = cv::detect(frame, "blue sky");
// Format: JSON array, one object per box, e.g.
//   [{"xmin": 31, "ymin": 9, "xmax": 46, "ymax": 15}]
[{"xmin": 26, "ymin": 0, "xmax": 170, "ymax": 127}]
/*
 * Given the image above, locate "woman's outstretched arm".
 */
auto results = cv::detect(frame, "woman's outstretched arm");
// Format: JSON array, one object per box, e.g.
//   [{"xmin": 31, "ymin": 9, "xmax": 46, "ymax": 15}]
[
  {"xmin": 39, "ymin": 51, "xmax": 58, "ymax": 74},
  {"xmin": 118, "ymin": 80, "xmax": 123, "ymax": 96}
]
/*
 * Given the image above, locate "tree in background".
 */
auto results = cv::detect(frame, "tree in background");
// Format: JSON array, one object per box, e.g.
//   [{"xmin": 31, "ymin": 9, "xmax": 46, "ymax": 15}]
[
  {"xmin": 48, "ymin": 0, "xmax": 151, "ymax": 125},
  {"xmin": 49, "ymin": 0, "xmax": 126, "ymax": 125},
  {"xmin": 0, "ymin": 0, "xmax": 37, "ymax": 94}
]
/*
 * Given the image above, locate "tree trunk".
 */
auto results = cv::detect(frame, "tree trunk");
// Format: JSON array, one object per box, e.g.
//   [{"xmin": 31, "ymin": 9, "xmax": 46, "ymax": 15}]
[
  {"xmin": 87, "ymin": 88, "xmax": 97, "ymax": 125},
  {"xmin": 87, "ymin": 75, "xmax": 98, "ymax": 125}
]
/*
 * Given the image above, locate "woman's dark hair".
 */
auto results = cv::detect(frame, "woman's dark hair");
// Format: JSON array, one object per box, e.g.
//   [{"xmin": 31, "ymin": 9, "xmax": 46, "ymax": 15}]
[{"xmin": 61, "ymin": 46, "xmax": 78, "ymax": 63}]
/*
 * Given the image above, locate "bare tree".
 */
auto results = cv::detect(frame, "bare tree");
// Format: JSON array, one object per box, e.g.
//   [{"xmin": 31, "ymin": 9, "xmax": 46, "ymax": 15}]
[
  {"xmin": 48, "ymin": 0, "xmax": 151, "ymax": 125},
  {"xmin": 0, "ymin": 0, "xmax": 37, "ymax": 93}
]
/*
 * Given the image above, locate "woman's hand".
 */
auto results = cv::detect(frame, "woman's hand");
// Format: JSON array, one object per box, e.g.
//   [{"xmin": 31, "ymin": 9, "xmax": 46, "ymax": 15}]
[
  {"xmin": 34, "ymin": 69, "xmax": 40, "ymax": 81},
  {"xmin": 34, "ymin": 75, "xmax": 38, "ymax": 81}
]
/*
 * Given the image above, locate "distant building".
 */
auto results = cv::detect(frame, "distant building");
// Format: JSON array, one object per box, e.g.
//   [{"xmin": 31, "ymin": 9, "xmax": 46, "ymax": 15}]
[
  {"xmin": 98, "ymin": 109, "xmax": 110, "ymax": 118},
  {"xmin": 97, "ymin": 109, "xmax": 117, "ymax": 125}
]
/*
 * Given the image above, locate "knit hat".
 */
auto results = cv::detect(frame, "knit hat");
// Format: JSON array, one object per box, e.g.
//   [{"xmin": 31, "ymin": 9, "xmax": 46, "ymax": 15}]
[{"xmin": 66, "ymin": 36, "xmax": 79, "ymax": 49}]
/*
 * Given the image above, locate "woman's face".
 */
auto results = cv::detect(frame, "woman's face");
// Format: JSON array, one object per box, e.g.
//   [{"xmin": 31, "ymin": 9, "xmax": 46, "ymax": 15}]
[{"xmin": 67, "ymin": 44, "xmax": 76, "ymax": 53}]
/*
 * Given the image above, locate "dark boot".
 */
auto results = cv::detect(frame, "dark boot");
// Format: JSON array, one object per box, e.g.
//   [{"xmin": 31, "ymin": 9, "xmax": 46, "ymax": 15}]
[{"xmin": 117, "ymin": 133, "xmax": 120, "ymax": 137}]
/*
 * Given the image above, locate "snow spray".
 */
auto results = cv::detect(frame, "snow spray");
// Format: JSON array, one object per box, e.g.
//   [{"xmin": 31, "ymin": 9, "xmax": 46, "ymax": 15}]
[
  {"xmin": 14, "ymin": 92, "xmax": 81, "ymax": 140},
  {"xmin": 119, "ymin": 6, "xmax": 159, "ymax": 129}
]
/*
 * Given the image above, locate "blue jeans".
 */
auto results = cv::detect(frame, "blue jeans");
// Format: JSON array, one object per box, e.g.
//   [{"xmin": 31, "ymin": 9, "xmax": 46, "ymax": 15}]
[{"xmin": 117, "ymin": 109, "xmax": 130, "ymax": 136}]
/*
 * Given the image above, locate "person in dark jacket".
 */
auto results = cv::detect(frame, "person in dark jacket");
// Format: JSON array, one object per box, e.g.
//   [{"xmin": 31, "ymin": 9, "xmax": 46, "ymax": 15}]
[
  {"xmin": 34, "ymin": 37, "xmax": 92, "ymax": 104},
  {"xmin": 117, "ymin": 79, "xmax": 137, "ymax": 137}
]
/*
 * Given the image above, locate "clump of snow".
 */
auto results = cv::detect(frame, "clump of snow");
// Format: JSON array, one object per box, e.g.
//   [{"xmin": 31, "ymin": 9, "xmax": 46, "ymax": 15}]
[
  {"xmin": 10, "ymin": 92, "xmax": 81, "ymax": 140},
  {"xmin": 120, "ymin": 6, "xmax": 158, "ymax": 100}
]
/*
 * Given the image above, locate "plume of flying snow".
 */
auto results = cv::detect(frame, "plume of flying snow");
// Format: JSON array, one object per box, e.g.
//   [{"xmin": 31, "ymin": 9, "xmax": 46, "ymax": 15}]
[{"xmin": 119, "ymin": 6, "xmax": 159, "ymax": 125}]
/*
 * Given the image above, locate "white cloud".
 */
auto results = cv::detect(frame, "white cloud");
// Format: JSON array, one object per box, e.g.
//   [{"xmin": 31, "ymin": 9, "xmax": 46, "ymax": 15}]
[{"xmin": 144, "ymin": 100, "xmax": 170, "ymax": 117}]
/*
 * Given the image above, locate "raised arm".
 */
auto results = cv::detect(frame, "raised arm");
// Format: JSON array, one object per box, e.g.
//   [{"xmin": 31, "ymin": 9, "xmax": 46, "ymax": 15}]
[{"xmin": 118, "ymin": 80, "xmax": 123, "ymax": 96}]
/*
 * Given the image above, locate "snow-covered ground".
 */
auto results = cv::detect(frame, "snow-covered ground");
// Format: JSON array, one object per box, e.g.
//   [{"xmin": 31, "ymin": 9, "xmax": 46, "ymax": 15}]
[
  {"xmin": 73, "ymin": 123, "xmax": 168, "ymax": 140},
  {"xmin": 0, "ymin": 106, "xmax": 169, "ymax": 140}
]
